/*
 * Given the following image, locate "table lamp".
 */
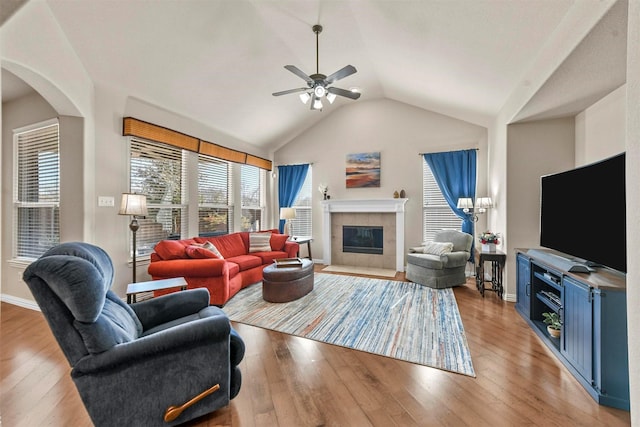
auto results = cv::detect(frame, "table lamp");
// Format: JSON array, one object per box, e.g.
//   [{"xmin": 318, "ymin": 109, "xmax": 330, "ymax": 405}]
[{"xmin": 280, "ymin": 207, "xmax": 296, "ymax": 237}]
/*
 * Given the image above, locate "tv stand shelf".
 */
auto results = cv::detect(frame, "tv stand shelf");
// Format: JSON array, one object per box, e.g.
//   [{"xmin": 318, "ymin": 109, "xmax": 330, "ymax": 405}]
[{"xmin": 515, "ymin": 249, "xmax": 629, "ymax": 411}]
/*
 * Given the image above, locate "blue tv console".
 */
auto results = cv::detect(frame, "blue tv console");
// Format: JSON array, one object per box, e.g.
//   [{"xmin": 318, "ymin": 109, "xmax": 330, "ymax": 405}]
[{"xmin": 515, "ymin": 248, "xmax": 629, "ymax": 411}]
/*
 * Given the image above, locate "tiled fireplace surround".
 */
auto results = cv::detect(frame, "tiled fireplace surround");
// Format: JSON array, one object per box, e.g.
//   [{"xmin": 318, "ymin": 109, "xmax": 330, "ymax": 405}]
[{"xmin": 321, "ymin": 199, "xmax": 408, "ymax": 272}]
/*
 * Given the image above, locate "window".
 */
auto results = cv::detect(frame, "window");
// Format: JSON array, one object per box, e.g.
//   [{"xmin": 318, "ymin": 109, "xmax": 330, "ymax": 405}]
[
  {"xmin": 422, "ymin": 160, "xmax": 462, "ymax": 242},
  {"xmin": 198, "ymin": 154, "xmax": 233, "ymax": 236},
  {"xmin": 240, "ymin": 164, "xmax": 264, "ymax": 231},
  {"xmin": 130, "ymin": 138, "xmax": 188, "ymax": 255},
  {"xmin": 13, "ymin": 120, "xmax": 60, "ymax": 259},
  {"xmin": 291, "ymin": 167, "xmax": 312, "ymax": 237}
]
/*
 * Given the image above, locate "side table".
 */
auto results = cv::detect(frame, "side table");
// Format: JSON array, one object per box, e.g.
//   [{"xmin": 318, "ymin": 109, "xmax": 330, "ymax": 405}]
[
  {"xmin": 475, "ymin": 249, "xmax": 506, "ymax": 298},
  {"xmin": 292, "ymin": 236, "xmax": 313, "ymax": 260},
  {"xmin": 126, "ymin": 277, "xmax": 188, "ymax": 303}
]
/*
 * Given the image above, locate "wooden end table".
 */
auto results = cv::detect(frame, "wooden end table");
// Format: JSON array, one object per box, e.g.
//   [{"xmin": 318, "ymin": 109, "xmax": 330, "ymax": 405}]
[
  {"xmin": 475, "ymin": 249, "xmax": 506, "ymax": 298},
  {"xmin": 126, "ymin": 277, "xmax": 188, "ymax": 303},
  {"xmin": 292, "ymin": 236, "xmax": 313, "ymax": 259}
]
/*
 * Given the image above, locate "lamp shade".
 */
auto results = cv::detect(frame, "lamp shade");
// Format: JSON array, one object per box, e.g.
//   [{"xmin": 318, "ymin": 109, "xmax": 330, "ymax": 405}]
[
  {"xmin": 475, "ymin": 197, "xmax": 494, "ymax": 209},
  {"xmin": 456, "ymin": 198, "xmax": 474, "ymax": 210},
  {"xmin": 280, "ymin": 207, "xmax": 296, "ymax": 220},
  {"xmin": 118, "ymin": 193, "xmax": 148, "ymax": 216}
]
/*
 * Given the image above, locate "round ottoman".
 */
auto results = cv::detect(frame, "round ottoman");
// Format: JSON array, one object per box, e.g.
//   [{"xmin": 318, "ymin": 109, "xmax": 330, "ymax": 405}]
[{"xmin": 262, "ymin": 259, "xmax": 314, "ymax": 302}]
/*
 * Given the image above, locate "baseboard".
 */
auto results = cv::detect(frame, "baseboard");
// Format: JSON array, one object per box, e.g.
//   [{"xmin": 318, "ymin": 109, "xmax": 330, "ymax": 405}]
[{"xmin": 0, "ymin": 294, "xmax": 40, "ymax": 311}]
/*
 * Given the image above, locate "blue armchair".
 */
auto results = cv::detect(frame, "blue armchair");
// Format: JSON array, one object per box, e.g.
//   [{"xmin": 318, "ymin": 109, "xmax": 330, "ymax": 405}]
[{"xmin": 23, "ymin": 242, "xmax": 244, "ymax": 426}]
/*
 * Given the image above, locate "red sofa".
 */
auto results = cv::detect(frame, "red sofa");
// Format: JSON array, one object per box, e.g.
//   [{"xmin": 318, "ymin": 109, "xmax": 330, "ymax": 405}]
[{"xmin": 148, "ymin": 229, "xmax": 299, "ymax": 306}]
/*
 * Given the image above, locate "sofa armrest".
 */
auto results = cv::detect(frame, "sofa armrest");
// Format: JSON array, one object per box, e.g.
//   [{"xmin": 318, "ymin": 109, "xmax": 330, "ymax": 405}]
[
  {"xmin": 441, "ymin": 251, "xmax": 470, "ymax": 268},
  {"xmin": 73, "ymin": 314, "xmax": 231, "ymax": 374},
  {"xmin": 283, "ymin": 241, "xmax": 300, "ymax": 258},
  {"xmin": 148, "ymin": 258, "xmax": 227, "ymax": 277},
  {"xmin": 130, "ymin": 288, "xmax": 210, "ymax": 330}
]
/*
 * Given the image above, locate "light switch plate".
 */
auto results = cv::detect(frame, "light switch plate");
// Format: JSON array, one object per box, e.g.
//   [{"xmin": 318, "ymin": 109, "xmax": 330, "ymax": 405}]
[{"xmin": 98, "ymin": 196, "xmax": 115, "ymax": 207}]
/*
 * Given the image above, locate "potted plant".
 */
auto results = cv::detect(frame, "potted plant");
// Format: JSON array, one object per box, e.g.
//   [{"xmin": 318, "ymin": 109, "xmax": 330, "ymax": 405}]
[
  {"xmin": 479, "ymin": 231, "xmax": 500, "ymax": 252},
  {"xmin": 542, "ymin": 312, "xmax": 562, "ymax": 338}
]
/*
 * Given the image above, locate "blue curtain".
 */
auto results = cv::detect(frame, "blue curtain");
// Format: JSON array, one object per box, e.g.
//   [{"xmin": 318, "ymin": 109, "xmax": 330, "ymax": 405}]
[
  {"xmin": 423, "ymin": 149, "xmax": 477, "ymax": 256},
  {"xmin": 277, "ymin": 164, "xmax": 309, "ymax": 233}
]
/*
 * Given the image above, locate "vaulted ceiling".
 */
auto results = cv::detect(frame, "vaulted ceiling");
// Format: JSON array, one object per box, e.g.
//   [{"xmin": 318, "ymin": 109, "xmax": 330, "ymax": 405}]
[{"xmin": 1, "ymin": 0, "xmax": 627, "ymax": 152}]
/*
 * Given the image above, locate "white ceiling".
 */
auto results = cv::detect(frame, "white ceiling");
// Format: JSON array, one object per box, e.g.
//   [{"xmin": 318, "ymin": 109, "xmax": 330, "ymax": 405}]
[{"xmin": 1, "ymin": 0, "xmax": 627, "ymax": 152}]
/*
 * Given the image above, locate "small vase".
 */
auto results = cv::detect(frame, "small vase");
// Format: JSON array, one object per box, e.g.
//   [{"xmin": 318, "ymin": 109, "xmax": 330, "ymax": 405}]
[
  {"xmin": 323, "ymin": 193, "xmax": 327, "ymax": 200},
  {"xmin": 400, "ymin": 189, "xmax": 406, "ymax": 198},
  {"xmin": 481, "ymin": 243, "xmax": 496, "ymax": 252},
  {"xmin": 393, "ymin": 191, "xmax": 399, "ymax": 198}
]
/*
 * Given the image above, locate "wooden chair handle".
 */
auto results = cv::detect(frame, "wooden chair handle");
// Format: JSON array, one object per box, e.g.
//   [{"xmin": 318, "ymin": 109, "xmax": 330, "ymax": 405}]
[{"xmin": 164, "ymin": 383, "xmax": 220, "ymax": 423}]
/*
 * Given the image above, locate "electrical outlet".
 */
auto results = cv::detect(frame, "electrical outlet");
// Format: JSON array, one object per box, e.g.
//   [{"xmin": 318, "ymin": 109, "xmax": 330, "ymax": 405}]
[{"xmin": 98, "ymin": 196, "xmax": 115, "ymax": 207}]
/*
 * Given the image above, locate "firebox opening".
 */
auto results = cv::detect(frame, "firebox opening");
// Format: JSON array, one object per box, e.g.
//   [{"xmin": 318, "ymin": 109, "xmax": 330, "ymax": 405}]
[{"xmin": 343, "ymin": 225, "xmax": 383, "ymax": 255}]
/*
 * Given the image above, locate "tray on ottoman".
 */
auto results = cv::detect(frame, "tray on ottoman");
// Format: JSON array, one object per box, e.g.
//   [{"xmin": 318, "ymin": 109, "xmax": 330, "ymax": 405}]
[{"xmin": 262, "ymin": 258, "xmax": 314, "ymax": 302}]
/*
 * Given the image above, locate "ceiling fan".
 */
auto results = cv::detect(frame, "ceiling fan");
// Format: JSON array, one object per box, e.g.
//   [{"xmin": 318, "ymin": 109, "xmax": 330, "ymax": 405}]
[{"xmin": 273, "ymin": 24, "xmax": 361, "ymax": 111}]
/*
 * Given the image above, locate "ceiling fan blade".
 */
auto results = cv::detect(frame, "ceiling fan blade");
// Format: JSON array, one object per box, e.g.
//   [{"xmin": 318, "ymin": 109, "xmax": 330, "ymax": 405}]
[
  {"xmin": 327, "ymin": 86, "xmax": 361, "ymax": 100},
  {"xmin": 324, "ymin": 65, "xmax": 357, "ymax": 85},
  {"xmin": 284, "ymin": 65, "xmax": 314, "ymax": 85},
  {"xmin": 272, "ymin": 87, "xmax": 309, "ymax": 97}
]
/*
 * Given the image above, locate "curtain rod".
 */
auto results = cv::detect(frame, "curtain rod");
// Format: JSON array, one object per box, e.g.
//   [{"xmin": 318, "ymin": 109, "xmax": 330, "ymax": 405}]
[
  {"xmin": 418, "ymin": 148, "xmax": 479, "ymax": 156},
  {"xmin": 275, "ymin": 162, "xmax": 314, "ymax": 166}
]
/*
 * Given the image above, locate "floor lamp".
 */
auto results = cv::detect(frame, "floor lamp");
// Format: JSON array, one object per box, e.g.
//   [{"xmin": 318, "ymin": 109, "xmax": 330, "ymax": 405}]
[
  {"xmin": 119, "ymin": 193, "xmax": 148, "ymax": 283},
  {"xmin": 280, "ymin": 207, "xmax": 296, "ymax": 237}
]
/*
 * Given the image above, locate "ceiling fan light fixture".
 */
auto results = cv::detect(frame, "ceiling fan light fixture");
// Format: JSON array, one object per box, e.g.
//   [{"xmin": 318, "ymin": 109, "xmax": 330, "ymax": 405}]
[
  {"xmin": 299, "ymin": 92, "xmax": 311, "ymax": 104},
  {"xmin": 274, "ymin": 23, "xmax": 359, "ymax": 111}
]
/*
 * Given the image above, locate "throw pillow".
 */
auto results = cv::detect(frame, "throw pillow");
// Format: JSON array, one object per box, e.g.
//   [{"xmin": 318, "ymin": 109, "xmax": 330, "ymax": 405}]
[
  {"xmin": 422, "ymin": 241, "xmax": 454, "ymax": 256},
  {"xmin": 185, "ymin": 242, "xmax": 223, "ymax": 259},
  {"xmin": 249, "ymin": 232, "xmax": 272, "ymax": 252},
  {"xmin": 153, "ymin": 240, "xmax": 187, "ymax": 260},
  {"xmin": 270, "ymin": 233, "xmax": 289, "ymax": 251},
  {"xmin": 202, "ymin": 241, "xmax": 224, "ymax": 259}
]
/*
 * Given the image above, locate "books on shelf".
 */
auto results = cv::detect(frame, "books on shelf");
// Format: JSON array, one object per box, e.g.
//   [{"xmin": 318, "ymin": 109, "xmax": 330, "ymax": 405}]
[{"xmin": 274, "ymin": 257, "xmax": 303, "ymax": 268}]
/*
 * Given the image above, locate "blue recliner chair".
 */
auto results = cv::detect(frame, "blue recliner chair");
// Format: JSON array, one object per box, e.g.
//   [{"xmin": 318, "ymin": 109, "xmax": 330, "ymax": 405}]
[{"xmin": 23, "ymin": 242, "xmax": 244, "ymax": 426}]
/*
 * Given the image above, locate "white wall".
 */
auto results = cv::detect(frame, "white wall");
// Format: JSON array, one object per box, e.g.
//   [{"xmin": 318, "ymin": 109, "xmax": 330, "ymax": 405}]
[
  {"xmin": 625, "ymin": 0, "xmax": 639, "ymax": 420},
  {"xmin": 575, "ymin": 84, "xmax": 626, "ymax": 164},
  {"xmin": 504, "ymin": 118, "xmax": 576, "ymax": 300},
  {"xmin": 273, "ymin": 98, "xmax": 488, "ymax": 264}
]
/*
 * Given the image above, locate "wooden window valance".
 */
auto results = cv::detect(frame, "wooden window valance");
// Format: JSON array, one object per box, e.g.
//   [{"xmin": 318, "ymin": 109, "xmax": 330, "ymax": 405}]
[{"xmin": 123, "ymin": 117, "xmax": 272, "ymax": 171}]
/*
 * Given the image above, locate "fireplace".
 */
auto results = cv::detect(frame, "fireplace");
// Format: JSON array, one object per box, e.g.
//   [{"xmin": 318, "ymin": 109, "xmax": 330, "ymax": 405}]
[
  {"xmin": 343, "ymin": 225, "xmax": 383, "ymax": 255},
  {"xmin": 321, "ymin": 198, "xmax": 408, "ymax": 271}
]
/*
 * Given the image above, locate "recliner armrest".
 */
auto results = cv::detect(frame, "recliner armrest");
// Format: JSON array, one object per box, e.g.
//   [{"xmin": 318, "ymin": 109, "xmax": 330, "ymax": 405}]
[
  {"xmin": 441, "ymin": 251, "xmax": 470, "ymax": 268},
  {"xmin": 73, "ymin": 313, "xmax": 230, "ymax": 374},
  {"xmin": 131, "ymin": 288, "xmax": 210, "ymax": 330}
]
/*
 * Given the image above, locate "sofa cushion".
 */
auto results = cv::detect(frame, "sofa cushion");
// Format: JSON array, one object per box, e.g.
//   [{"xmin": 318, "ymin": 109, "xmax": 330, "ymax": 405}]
[
  {"xmin": 270, "ymin": 233, "xmax": 289, "ymax": 251},
  {"xmin": 249, "ymin": 232, "xmax": 272, "ymax": 252},
  {"xmin": 254, "ymin": 251, "xmax": 289, "ymax": 264},
  {"xmin": 225, "ymin": 255, "xmax": 262, "ymax": 271},
  {"xmin": 154, "ymin": 240, "xmax": 191, "ymax": 260},
  {"xmin": 407, "ymin": 253, "xmax": 444, "ymax": 270},
  {"xmin": 197, "ymin": 233, "xmax": 246, "ymax": 258}
]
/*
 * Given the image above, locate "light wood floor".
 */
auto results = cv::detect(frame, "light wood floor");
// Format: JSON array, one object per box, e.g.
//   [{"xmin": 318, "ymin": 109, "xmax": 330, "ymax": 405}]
[{"xmin": 0, "ymin": 269, "xmax": 631, "ymax": 426}]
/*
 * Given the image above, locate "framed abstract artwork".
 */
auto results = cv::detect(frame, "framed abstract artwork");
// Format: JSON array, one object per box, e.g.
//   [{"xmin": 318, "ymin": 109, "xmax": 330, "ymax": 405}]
[{"xmin": 346, "ymin": 152, "xmax": 380, "ymax": 188}]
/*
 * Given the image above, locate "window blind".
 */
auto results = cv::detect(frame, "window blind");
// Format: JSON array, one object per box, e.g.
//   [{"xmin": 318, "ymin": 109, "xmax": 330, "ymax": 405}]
[
  {"xmin": 291, "ymin": 167, "xmax": 312, "ymax": 237},
  {"xmin": 14, "ymin": 121, "xmax": 60, "ymax": 259},
  {"xmin": 130, "ymin": 138, "xmax": 188, "ymax": 255},
  {"xmin": 240, "ymin": 164, "xmax": 264, "ymax": 231},
  {"xmin": 198, "ymin": 153, "xmax": 234, "ymax": 236},
  {"xmin": 422, "ymin": 160, "xmax": 462, "ymax": 243}
]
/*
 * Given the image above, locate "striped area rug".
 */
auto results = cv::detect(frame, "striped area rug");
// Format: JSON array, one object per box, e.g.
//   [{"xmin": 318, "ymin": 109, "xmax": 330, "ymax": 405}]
[{"xmin": 224, "ymin": 273, "xmax": 475, "ymax": 377}]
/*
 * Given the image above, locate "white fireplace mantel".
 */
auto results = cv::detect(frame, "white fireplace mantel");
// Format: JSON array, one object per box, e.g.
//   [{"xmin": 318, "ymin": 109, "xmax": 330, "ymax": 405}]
[{"xmin": 321, "ymin": 198, "xmax": 408, "ymax": 271}]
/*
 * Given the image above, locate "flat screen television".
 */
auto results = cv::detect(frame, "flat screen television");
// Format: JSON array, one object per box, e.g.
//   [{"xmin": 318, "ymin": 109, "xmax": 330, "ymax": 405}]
[{"xmin": 540, "ymin": 152, "xmax": 626, "ymax": 273}]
